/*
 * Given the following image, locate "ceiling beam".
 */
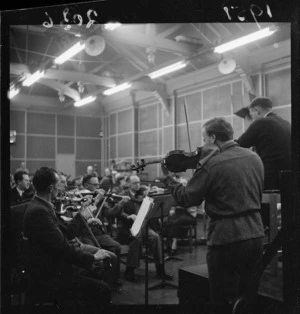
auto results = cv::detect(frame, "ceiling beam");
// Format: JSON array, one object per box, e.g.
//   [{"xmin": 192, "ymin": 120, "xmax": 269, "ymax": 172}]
[
  {"xmin": 131, "ymin": 76, "xmax": 170, "ymax": 114},
  {"xmin": 10, "ymin": 31, "xmax": 23, "ymax": 64},
  {"xmin": 47, "ymin": 69, "xmax": 116, "ymax": 86},
  {"xmin": 102, "ymin": 29, "xmax": 197, "ymax": 56},
  {"xmin": 10, "ymin": 63, "xmax": 119, "ymax": 87},
  {"xmin": 106, "ymin": 39, "xmax": 149, "ymax": 72},
  {"xmin": 38, "ymin": 78, "xmax": 81, "ymax": 101},
  {"xmin": 205, "ymin": 23, "xmax": 221, "ymax": 41},
  {"xmin": 158, "ymin": 24, "xmax": 182, "ymax": 38},
  {"xmin": 190, "ymin": 23, "xmax": 214, "ymax": 45}
]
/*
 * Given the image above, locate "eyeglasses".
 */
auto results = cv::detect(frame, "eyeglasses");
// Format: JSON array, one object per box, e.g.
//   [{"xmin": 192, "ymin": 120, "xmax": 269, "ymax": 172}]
[{"xmin": 88, "ymin": 182, "xmax": 99, "ymax": 186}]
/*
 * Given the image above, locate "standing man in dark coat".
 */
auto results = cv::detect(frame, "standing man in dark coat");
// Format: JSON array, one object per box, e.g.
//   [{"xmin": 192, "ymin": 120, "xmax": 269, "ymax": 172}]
[
  {"xmin": 236, "ymin": 97, "xmax": 291, "ymax": 190},
  {"xmin": 23, "ymin": 167, "xmax": 111, "ymax": 310},
  {"xmin": 162, "ymin": 118, "xmax": 265, "ymax": 314}
]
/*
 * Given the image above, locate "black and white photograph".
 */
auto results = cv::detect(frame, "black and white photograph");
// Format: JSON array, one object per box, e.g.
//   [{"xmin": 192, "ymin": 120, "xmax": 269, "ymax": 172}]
[{"xmin": 1, "ymin": 1, "xmax": 299, "ymax": 313}]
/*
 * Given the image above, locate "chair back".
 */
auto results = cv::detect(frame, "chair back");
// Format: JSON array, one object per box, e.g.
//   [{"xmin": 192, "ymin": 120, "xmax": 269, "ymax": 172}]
[{"xmin": 10, "ymin": 202, "xmax": 30, "ymax": 268}]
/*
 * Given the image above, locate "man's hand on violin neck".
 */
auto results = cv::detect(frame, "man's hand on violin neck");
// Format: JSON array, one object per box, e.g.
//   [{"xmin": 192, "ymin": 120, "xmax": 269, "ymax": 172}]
[
  {"xmin": 94, "ymin": 189, "xmax": 105, "ymax": 204},
  {"xmin": 81, "ymin": 195, "xmax": 93, "ymax": 207},
  {"xmin": 161, "ymin": 161, "xmax": 170, "ymax": 177},
  {"xmin": 119, "ymin": 197, "xmax": 130, "ymax": 206},
  {"xmin": 127, "ymin": 214, "xmax": 137, "ymax": 221}
]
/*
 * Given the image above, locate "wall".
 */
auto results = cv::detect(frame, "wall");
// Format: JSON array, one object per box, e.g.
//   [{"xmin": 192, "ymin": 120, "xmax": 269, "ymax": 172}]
[
  {"xmin": 10, "ymin": 60, "xmax": 291, "ymax": 181},
  {"xmin": 10, "ymin": 111, "xmax": 103, "ymax": 178},
  {"xmin": 104, "ymin": 61, "xmax": 291, "ymax": 181}
]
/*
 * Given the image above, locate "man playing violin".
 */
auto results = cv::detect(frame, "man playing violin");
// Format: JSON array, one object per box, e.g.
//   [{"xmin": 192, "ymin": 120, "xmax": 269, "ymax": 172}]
[
  {"xmin": 117, "ymin": 175, "xmax": 173, "ymax": 282},
  {"xmin": 161, "ymin": 118, "xmax": 265, "ymax": 314},
  {"xmin": 73, "ymin": 173, "xmax": 128, "ymax": 287},
  {"xmin": 53, "ymin": 172, "xmax": 119, "ymax": 289}
]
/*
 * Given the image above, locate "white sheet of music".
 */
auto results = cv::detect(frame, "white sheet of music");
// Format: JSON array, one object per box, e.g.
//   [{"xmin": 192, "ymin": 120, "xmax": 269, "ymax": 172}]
[{"xmin": 130, "ymin": 196, "xmax": 154, "ymax": 237}]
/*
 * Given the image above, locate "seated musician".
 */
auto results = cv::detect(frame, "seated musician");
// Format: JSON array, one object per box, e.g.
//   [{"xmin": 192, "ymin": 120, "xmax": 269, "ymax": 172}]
[
  {"xmin": 99, "ymin": 168, "xmax": 115, "ymax": 191},
  {"xmin": 111, "ymin": 173, "xmax": 128, "ymax": 195},
  {"xmin": 70, "ymin": 173, "xmax": 126, "ymax": 287},
  {"xmin": 53, "ymin": 172, "xmax": 119, "ymax": 288},
  {"xmin": 11, "ymin": 170, "xmax": 35, "ymax": 204},
  {"xmin": 23, "ymin": 167, "xmax": 112, "ymax": 309},
  {"xmin": 116, "ymin": 174, "xmax": 173, "ymax": 282},
  {"xmin": 163, "ymin": 177, "xmax": 197, "ymax": 255}
]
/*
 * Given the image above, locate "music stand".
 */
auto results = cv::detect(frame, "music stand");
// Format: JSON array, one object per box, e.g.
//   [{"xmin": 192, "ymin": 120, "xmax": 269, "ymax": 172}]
[
  {"xmin": 147, "ymin": 193, "xmax": 178, "ymax": 290},
  {"xmin": 130, "ymin": 196, "xmax": 154, "ymax": 305}
]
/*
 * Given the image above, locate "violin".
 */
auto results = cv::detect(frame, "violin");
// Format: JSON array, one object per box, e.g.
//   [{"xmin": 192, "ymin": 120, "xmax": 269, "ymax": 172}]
[
  {"xmin": 73, "ymin": 189, "xmax": 129, "ymax": 203},
  {"xmin": 129, "ymin": 147, "xmax": 202, "ymax": 173}
]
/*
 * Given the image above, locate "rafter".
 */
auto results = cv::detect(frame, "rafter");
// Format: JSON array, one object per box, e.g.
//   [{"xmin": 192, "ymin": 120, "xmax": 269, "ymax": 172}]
[
  {"xmin": 102, "ymin": 29, "xmax": 197, "ymax": 56},
  {"xmin": 106, "ymin": 39, "xmax": 149, "ymax": 73},
  {"xmin": 38, "ymin": 78, "xmax": 81, "ymax": 101},
  {"xmin": 158, "ymin": 24, "xmax": 182, "ymax": 38},
  {"xmin": 190, "ymin": 23, "xmax": 214, "ymax": 45},
  {"xmin": 10, "ymin": 63, "xmax": 119, "ymax": 87},
  {"xmin": 10, "ymin": 31, "xmax": 23, "ymax": 64}
]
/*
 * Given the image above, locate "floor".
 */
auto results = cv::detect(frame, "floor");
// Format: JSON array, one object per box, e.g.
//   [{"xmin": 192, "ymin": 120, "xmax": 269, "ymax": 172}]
[
  {"xmin": 9, "ymin": 217, "xmax": 283, "ymax": 313},
  {"xmin": 111, "ymin": 217, "xmax": 283, "ymax": 306}
]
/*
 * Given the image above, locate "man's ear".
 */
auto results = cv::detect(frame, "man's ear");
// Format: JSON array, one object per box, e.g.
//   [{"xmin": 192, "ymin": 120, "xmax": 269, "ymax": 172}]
[
  {"xmin": 255, "ymin": 107, "xmax": 261, "ymax": 115},
  {"xmin": 49, "ymin": 185, "xmax": 53, "ymax": 193},
  {"xmin": 211, "ymin": 134, "xmax": 216, "ymax": 144}
]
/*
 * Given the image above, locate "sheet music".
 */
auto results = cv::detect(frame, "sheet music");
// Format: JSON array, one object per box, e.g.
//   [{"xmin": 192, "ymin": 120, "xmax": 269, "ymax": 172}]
[{"xmin": 130, "ymin": 196, "xmax": 154, "ymax": 237}]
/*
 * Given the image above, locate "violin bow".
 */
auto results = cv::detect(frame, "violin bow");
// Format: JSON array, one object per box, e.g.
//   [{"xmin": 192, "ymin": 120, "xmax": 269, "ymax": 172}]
[
  {"xmin": 183, "ymin": 97, "xmax": 195, "ymax": 174},
  {"xmin": 77, "ymin": 213, "xmax": 101, "ymax": 248},
  {"xmin": 94, "ymin": 188, "xmax": 112, "ymax": 220}
]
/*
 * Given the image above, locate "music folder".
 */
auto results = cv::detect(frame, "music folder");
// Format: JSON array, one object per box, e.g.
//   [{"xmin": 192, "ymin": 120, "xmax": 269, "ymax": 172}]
[{"xmin": 130, "ymin": 196, "xmax": 154, "ymax": 237}]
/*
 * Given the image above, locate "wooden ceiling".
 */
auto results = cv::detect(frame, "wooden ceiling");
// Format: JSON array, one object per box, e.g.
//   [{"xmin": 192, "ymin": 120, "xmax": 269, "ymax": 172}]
[{"xmin": 9, "ymin": 22, "xmax": 290, "ymax": 113}]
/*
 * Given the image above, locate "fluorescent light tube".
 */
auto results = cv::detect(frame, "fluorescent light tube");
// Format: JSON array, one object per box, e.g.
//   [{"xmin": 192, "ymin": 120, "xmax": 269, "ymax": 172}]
[
  {"xmin": 148, "ymin": 61, "xmax": 187, "ymax": 79},
  {"xmin": 74, "ymin": 96, "xmax": 96, "ymax": 107},
  {"xmin": 8, "ymin": 87, "xmax": 20, "ymax": 99},
  {"xmin": 104, "ymin": 23, "xmax": 121, "ymax": 31},
  {"xmin": 22, "ymin": 70, "xmax": 45, "ymax": 87},
  {"xmin": 103, "ymin": 82, "xmax": 132, "ymax": 96},
  {"xmin": 54, "ymin": 41, "xmax": 86, "ymax": 65},
  {"xmin": 214, "ymin": 26, "xmax": 277, "ymax": 54}
]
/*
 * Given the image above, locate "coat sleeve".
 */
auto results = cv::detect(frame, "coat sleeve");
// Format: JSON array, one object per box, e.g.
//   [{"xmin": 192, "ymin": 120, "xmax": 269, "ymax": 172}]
[
  {"xmin": 24, "ymin": 206, "xmax": 94, "ymax": 270},
  {"xmin": 236, "ymin": 120, "xmax": 261, "ymax": 148},
  {"xmin": 164, "ymin": 167, "xmax": 209, "ymax": 208}
]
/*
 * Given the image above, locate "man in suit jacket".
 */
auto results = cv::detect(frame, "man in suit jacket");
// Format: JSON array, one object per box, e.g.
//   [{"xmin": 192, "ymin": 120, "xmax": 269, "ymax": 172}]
[
  {"xmin": 236, "ymin": 97, "xmax": 291, "ymax": 190},
  {"xmin": 10, "ymin": 170, "xmax": 34, "ymax": 204},
  {"xmin": 23, "ymin": 167, "xmax": 111, "ymax": 309}
]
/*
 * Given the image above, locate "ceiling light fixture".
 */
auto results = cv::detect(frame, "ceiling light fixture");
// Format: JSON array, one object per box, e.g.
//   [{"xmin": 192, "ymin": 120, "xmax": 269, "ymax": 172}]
[
  {"xmin": 54, "ymin": 41, "xmax": 86, "ymax": 65},
  {"xmin": 22, "ymin": 70, "xmax": 45, "ymax": 87},
  {"xmin": 8, "ymin": 87, "xmax": 20, "ymax": 99},
  {"xmin": 104, "ymin": 22, "xmax": 121, "ymax": 31},
  {"xmin": 214, "ymin": 26, "xmax": 277, "ymax": 54},
  {"xmin": 148, "ymin": 61, "xmax": 187, "ymax": 79},
  {"xmin": 103, "ymin": 82, "xmax": 132, "ymax": 96},
  {"xmin": 74, "ymin": 96, "xmax": 96, "ymax": 107}
]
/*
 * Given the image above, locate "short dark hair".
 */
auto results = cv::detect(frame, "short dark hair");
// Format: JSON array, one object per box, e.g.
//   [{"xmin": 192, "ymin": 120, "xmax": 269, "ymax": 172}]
[
  {"xmin": 32, "ymin": 167, "xmax": 58, "ymax": 193},
  {"xmin": 82, "ymin": 173, "xmax": 97, "ymax": 187},
  {"xmin": 203, "ymin": 118, "xmax": 234, "ymax": 141},
  {"xmin": 14, "ymin": 170, "xmax": 28, "ymax": 184},
  {"xmin": 116, "ymin": 174, "xmax": 126, "ymax": 184},
  {"xmin": 249, "ymin": 97, "xmax": 272, "ymax": 110}
]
